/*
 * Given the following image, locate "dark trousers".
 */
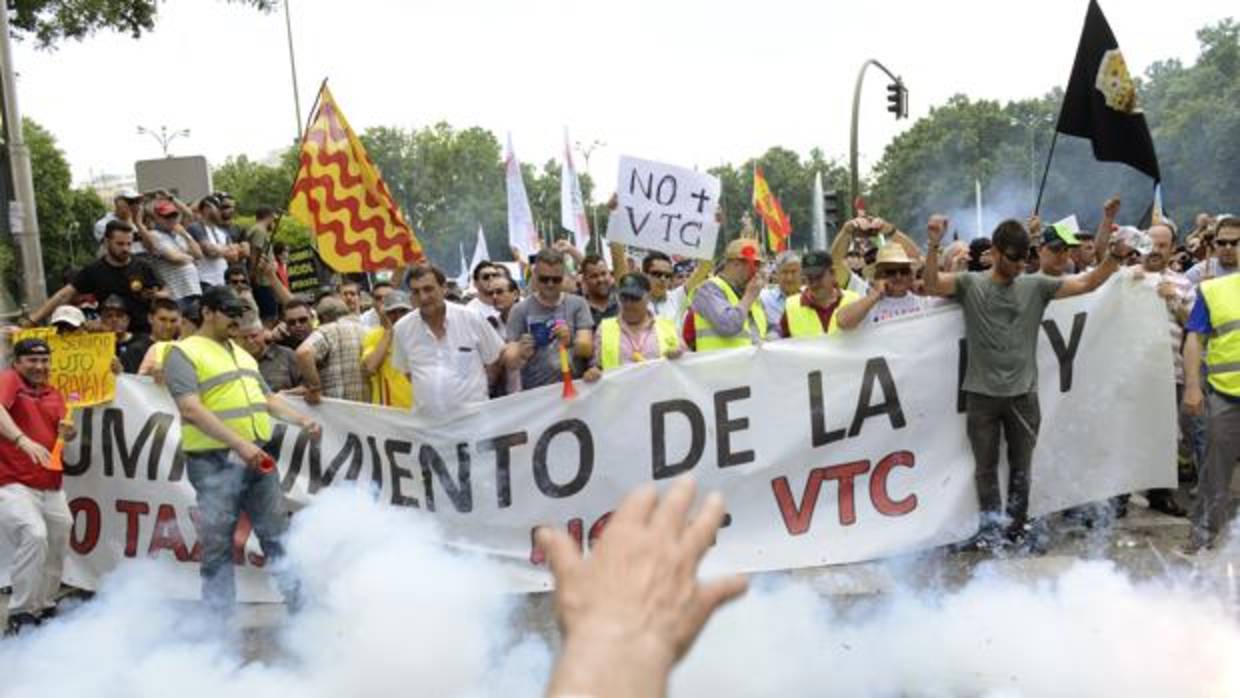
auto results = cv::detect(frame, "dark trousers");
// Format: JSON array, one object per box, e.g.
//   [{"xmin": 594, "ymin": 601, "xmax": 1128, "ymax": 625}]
[
  {"xmin": 185, "ymin": 448, "xmax": 298, "ymax": 613},
  {"xmin": 965, "ymin": 391, "xmax": 1041, "ymax": 533},
  {"xmin": 1191, "ymin": 391, "xmax": 1240, "ymax": 545}
]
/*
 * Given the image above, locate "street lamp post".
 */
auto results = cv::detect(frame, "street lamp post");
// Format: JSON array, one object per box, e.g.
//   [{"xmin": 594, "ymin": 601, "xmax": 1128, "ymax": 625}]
[
  {"xmin": 137, "ymin": 125, "xmax": 191, "ymax": 157},
  {"xmin": 849, "ymin": 59, "xmax": 907, "ymax": 217},
  {"xmin": 575, "ymin": 139, "xmax": 605, "ymax": 251}
]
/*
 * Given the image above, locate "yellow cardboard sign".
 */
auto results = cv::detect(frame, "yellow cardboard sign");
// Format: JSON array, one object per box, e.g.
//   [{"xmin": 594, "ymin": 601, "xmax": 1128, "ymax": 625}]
[{"xmin": 13, "ymin": 329, "xmax": 117, "ymax": 406}]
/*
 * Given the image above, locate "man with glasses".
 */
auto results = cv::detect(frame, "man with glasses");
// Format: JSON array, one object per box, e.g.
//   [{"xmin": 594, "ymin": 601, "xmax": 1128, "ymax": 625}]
[
  {"xmin": 1185, "ymin": 214, "xmax": 1239, "ymax": 287},
  {"xmin": 507, "ymin": 249, "xmax": 594, "ymax": 391},
  {"xmin": 584, "ymin": 273, "xmax": 684, "ymax": 382},
  {"xmin": 466, "ymin": 262, "xmax": 504, "ymax": 323},
  {"xmin": 271, "ymin": 299, "xmax": 315, "ymax": 351},
  {"xmin": 484, "ymin": 277, "xmax": 520, "ymax": 340},
  {"xmin": 835, "ymin": 245, "xmax": 940, "ymax": 329},
  {"xmin": 164, "ymin": 286, "xmax": 320, "ymax": 614},
  {"xmin": 642, "ymin": 251, "xmax": 692, "ymax": 324},
  {"xmin": 780, "ymin": 251, "xmax": 859, "ymax": 338},
  {"xmin": 924, "ymin": 215, "xmax": 1130, "ymax": 551},
  {"xmin": 1181, "ymin": 218, "xmax": 1240, "ymax": 553},
  {"xmin": 361, "ymin": 291, "xmax": 415, "ymax": 409}
]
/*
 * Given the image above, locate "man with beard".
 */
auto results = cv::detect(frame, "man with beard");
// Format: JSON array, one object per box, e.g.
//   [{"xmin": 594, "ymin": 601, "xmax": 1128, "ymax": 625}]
[
  {"xmin": 580, "ymin": 254, "xmax": 618, "ymax": 327},
  {"xmin": 1186, "ymin": 215, "xmax": 1239, "ymax": 286},
  {"xmin": 30, "ymin": 221, "xmax": 162, "ymax": 334},
  {"xmin": 164, "ymin": 286, "xmax": 320, "ymax": 614}
]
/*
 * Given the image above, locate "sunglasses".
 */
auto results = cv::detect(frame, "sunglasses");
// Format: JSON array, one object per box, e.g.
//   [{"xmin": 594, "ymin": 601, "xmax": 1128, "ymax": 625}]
[
  {"xmin": 878, "ymin": 268, "xmax": 912, "ymax": 278},
  {"xmin": 537, "ymin": 275, "xmax": 563, "ymax": 285},
  {"xmin": 647, "ymin": 271, "xmax": 673, "ymax": 280},
  {"xmin": 1216, "ymin": 238, "xmax": 1239, "ymax": 248},
  {"xmin": 480, "ymin": 272, "xmax": 500, "ymax": 281},
  {"xmin": 286, "ymin": 316, "xmax": 312, "ymax": 325}
]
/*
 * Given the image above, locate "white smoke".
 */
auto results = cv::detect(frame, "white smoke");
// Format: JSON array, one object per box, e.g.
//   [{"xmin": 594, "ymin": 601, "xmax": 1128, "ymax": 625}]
[{"xmin": 1, "ymin": 489, "xmax": 1237, "ymax": 698}]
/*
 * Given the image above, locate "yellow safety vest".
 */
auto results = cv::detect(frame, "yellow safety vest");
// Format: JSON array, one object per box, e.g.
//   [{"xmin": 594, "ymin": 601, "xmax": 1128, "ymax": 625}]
[
  {"xmin": 1201, "ymin": 274, "xmax": 1240, "ymax": 397},
  {"xmin": 693, "ymin": 276, "xmax": 768, "ymax": 352},
  {"xmin": 176, "ymin": 335, "xmax": 273, "ymax": 452},
  {"xmin": 598, "ymin": 316, "xmax": 679, "ymax": 370},
  {"xmin": 784, "ymin": 290, "xmax": 860, "ymax": 337}
]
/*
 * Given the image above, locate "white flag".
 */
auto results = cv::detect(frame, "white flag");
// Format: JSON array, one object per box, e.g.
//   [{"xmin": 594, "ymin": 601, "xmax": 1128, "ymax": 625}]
[
  {"xmin": 469, "ymin": 224, "xmax": 491, "ymax": 291},
  {"xmin": 561, "ymin": 128, "xmax": 592, "ymax": 253},
  {"xmin": 811, "ymin": 171, "xmax": 827, "ymax": 250},
  {"xmin": 456, "ymin": 241, "xmax": 471, "ymax": 289},
  {"xmin": 505, "ymin": 134, "xmax": 539, "ymax": 261}
]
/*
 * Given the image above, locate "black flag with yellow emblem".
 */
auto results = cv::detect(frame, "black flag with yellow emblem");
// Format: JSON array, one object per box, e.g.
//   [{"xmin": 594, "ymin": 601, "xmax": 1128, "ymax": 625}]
[{"xmin": 1055, "ymin": 0, "xmax": 1161, "ymax": 182}]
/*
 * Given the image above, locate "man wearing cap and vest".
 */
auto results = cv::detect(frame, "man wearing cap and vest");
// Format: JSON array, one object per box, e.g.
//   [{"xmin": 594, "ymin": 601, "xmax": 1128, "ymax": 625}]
[
  {"xmin": 781, "ymin": 251, "xmax": 860, "ymax": 338},
  {"xmin": 690, "ymin": 238, "xmax": 768, "ymax": 351},
  {"xmin": 585, "ymin": 273, "xmax": 685, "ymax": 382},
  {"xmin": 163, "ymin": 286, "xmax": 321, "ymax": 612},
  {"xmin": 836, "ymin": 245, "xmax": 941, "ymax": 329},
  {"xmin": 0, "ymin": 338, "xmax": 74, "ymax": 636},
  {"xmin": 1182, "ymin": 265, "xmax": 1240, "ymax": 553}
]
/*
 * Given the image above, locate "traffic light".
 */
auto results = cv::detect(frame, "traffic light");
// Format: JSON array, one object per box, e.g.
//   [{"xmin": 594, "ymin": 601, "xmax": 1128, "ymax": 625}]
[
  {"xmin": 823, "ymin": 190, "xmax": 842, "ymax": 230},
  {"xmin": 886, "ymin": 81, "xmax": 908, "ymax": 119}
]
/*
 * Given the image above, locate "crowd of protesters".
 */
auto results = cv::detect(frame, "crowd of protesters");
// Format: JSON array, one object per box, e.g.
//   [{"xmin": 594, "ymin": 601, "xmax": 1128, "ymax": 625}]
[{"xmin": 1, "ymin": 185, "xmax": 1238, "ymax": 636}]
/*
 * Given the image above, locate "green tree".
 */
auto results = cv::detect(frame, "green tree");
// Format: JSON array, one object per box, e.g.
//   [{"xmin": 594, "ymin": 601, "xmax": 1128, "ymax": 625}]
[
  {"xmin": 10, "ymin": 0, "xmax": 275, "ymax": 49},
  {"xmin": 23, "ymin": 118, "xmax": 106, "ymax": 286},
  {"xmin": 212, "ymin": 151, "xmax": 298, "ymax": 215}
]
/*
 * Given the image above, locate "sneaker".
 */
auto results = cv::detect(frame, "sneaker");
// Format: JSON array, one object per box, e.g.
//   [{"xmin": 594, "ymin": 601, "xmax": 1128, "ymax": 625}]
[
  {"xmin": 3, "ymin": 612, "xmax": 41, "ymax": 638},
  {"xmin": 1147, "ymin": 492, "xmax": 1188, "ymax": 518}
]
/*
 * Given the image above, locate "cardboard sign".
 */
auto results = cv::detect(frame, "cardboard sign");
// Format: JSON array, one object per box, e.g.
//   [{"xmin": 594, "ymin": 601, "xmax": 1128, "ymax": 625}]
[
  {"xmin": 605, "ymin": 156, "xmax": 721, "ymax": 260},
  {"xmin": 14, "ymin": 329, "xmax": 117, "ymax": 406}
]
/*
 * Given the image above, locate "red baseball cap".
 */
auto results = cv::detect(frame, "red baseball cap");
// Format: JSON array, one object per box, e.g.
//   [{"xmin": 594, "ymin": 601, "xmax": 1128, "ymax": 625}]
[{"xmin": 153, "ymin": 200, "xmax": 178, "ymax": 217}]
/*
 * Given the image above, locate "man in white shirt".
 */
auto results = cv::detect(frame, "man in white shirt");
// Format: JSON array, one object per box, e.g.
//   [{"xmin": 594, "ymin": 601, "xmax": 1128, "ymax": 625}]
[
  {"xmin": 643, "ymin": 251, "xmax": 689, "ymax": 324},
  {"xmin": 464, "ymin": 261, "xmax": 503, "ymax": 322},
  {"xmin": 358, "ymin": 280, "xmax": 393, "ymax": 330},
  {"xmin": 835, "ymin": 244, "xmax": 942, "ymax": 329},
  {"xmin": 391, "ymin": 266, "xmax": 513, "ymax": 416}
]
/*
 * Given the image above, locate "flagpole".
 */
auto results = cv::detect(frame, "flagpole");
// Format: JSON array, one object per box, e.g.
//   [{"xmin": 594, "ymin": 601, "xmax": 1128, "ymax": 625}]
[
  {"xmin": 276, "ymin": 78, "xmax": 327, "ymax": 254},
  {"xmin": 1033, "ymin": 130, "xmax": 1059, "ymax": 216}
]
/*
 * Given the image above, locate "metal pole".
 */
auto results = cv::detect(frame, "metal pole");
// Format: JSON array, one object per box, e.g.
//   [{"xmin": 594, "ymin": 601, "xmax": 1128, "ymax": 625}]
[
  {"xmin": 849, "ymin": 59, "xmax": 903, "ymax": 219},
  {"xmin": 0, "ymin": 7, "xmax": 46, "ymax": 307},
  {"xmin": 284, "ymin": 0, "xmax": 304, "ymax": 140}
]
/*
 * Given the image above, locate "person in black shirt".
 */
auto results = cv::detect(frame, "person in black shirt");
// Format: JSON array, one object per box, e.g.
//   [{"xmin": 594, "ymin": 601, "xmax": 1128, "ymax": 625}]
[
  {"xmin": 101, "ymin": 295, "xmax": 148, "ymax": 374},
  {"xmin": 30, "ymin": 221, "xmax": 161, "ymax": 334}
]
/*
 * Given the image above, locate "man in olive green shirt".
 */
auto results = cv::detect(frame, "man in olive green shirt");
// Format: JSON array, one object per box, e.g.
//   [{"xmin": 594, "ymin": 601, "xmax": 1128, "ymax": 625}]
[{"xmin": 923, "ymin": 215, "xmax": 1129, "ymax": 550}]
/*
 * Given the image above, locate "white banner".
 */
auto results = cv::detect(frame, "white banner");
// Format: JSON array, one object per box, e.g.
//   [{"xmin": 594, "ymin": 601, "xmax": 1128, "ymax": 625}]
[
  {"xmin": 605, "ymin": 156, "xmax": 721, "ymax": 260},
  {"xmin": 0, "ymin": 280, "xmax": 1175, "ymax": 600}
]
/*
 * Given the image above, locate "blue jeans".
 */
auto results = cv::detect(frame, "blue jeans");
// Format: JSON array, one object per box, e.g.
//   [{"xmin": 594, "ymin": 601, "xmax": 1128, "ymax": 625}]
[{"xmin": 185, "ymin": 448, "xmax": 298, "ymax": 613}]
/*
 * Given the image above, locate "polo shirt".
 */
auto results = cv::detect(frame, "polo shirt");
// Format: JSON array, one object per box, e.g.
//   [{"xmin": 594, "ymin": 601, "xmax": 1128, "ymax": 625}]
[{"xmin": 0, "ymin": 369, "xmax": 66, "ymax": 490}]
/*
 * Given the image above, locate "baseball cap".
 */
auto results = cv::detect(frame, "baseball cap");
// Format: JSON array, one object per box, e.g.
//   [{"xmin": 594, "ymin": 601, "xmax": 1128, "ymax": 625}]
[
  {"xmin": 12, "ymin": 338, "xmax": 50, "ymax": 358},
  {"xmin": 101, "ymin": 294, "xmax": 129, "ymax": 313},
  {"xmin": 617, "ymin": 272, "xmax": 651, "ymax": 300},
  {"xmin": 201, "ymin": 286, "xmax": 249, "ymax": 317},
  {"xmin": 1042, "ymin": 221, "xmax": 1081, "ymax": 248},
  {"xmin": 801, "ymin": 251, "xmax": 833, "ymax": 276},
  {"xmin": 153, "ymin": 200, "xmax": 178, "ymax": 217},
  {"xmin": 725, "ymin": 238, "xmax": 763, "ymax": 262},
  {"xmin": 383, "ymin": 290, "xmax": 413, "ymax": 312},
  {"xmin": 115, "ymin": 187, "xmax": 142, "ymax": 202},
  {"xmin": 50, "ymin": 305, "xmax": 86, "ymax": 328}
]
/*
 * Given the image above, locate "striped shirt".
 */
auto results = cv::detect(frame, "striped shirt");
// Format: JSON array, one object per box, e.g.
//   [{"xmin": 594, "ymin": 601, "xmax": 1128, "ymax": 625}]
[
  {"xmin": 1135, "ymin": 268, "xmax": 1193, "ymax": 383},
  {"xmin": 148, "ymin": 229, "xmax": 201, "ymax": 300}
]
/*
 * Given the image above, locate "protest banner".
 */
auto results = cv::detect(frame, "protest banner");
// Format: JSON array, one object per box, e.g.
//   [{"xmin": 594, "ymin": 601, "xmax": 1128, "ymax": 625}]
[
  {"xmin": 0, "ymin": 280, "xmax": 1175, "ymax": 600},
  {"xmin": 605, "ymin": 156, "xmax": 721, "ymax": 260},
  {"xmin": 285, "ymin": 245, "xmax": 325, "ymax": 295},
  {"xmin": 13, "ymin": 329, "xmax": 116, "ymax": 406}
]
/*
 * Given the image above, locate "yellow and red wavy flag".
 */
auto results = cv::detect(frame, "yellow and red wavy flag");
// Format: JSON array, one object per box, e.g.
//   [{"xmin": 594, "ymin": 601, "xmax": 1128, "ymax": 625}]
[
  {"xmin": 753, "ymin": 166, "xmax": 792, "ymax": 253},
  {"xmin": 288, "ymin": 85, "xmax": 423, "ymax": 272}
]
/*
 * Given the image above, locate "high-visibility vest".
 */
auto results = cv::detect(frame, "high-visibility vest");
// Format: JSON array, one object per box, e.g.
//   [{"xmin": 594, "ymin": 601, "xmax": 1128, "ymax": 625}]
[
  {"xmin": 693, "ymin": 276, "xmax": 767, "ymax": 352},
  {"xmin": 598, "ymin": 316, "xmax": 679, "ymax": 370},
  {"xmin": 175, "ymin": 335, "xmax": 273, "ymax": 452},
  {"xmin": 784, "ymin": 289, "xmax": 860, "ymax": 337},
  {"xmin": 1201, "ymin": 274, "xmax": 1240, "ymax": 397}
]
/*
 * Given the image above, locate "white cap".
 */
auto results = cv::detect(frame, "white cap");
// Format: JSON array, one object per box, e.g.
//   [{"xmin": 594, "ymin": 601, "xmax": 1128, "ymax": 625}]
[
  {"xmin": 115, "ymin": 187, "xmax": 142, "ymax": 201},
  {"xmin": 50, "ymin": 305, "xmax": 86, "ymax": 327}
]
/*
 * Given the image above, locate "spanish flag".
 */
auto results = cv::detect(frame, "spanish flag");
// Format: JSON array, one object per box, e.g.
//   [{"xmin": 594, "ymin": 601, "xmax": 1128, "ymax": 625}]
[
  {"xmin": 288, "ymin": 84, "xmax": 423, "ymax": 272},
  {"xmin": 753, "ymin": 166, "xmax": 791, "ymax": 253}
]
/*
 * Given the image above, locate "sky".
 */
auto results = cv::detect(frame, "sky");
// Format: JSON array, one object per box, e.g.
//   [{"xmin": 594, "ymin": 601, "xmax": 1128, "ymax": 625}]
[{"xmin": 10, "ymin": 0, "xmax": 1237, "ymax": 192}]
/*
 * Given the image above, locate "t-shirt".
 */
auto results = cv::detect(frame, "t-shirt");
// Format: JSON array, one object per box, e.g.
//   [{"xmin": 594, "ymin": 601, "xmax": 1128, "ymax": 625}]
[
  {"xmin": 953, "ymin": 272, "xmax": 1062, "ymax": 397},
  {"xmin": 188, "ymin": 222, "xmax": 231, "ymax": 287},
  {"xmin": 148, "ymin": 229, "xmax": 202, "ymax": 299},
  {"xmin": 1184, "ymin": 258, "xmax": 1238, "ymax": 287},
  {"xmin": 71, "ymin": 257, "xmax": 162, "ymax": 334},
  {"xmin": 506, "ymin": 294, "xmax": 594, "ymax": 390},
  {"xmin": 163, "ymin": 341, "xmax": 274, "ymax": 400},
  {"xmin": 362, "ymin": 327, "xmax": 414, "ymax": 409},
  {"xmin": 117, "ymin": 333, "xmax": 152, "ymax": 374},
  {"xmin": 0, "ymin": 369, "xmax": 66, "ymax": 490},
  {"xmin": 255, "ymin": 343, "xmax": 302, "ymax": 393},
  {"xmin": 860, "ymin": 294, "xmax": 944, "ymax": 325}
]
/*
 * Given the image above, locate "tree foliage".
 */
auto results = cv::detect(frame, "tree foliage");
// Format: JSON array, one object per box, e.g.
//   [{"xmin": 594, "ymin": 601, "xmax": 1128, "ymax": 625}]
[
  {"xmin": 9, "ymin": 0, "xmax": 275, "ymax": 49},
  {"xmin": 24, "ymin": 118, "xmax": 106, "ymax": 286},
  {"xmin": 868, "ymin": 20, "xmax": 1240, "ymax": 241}
]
